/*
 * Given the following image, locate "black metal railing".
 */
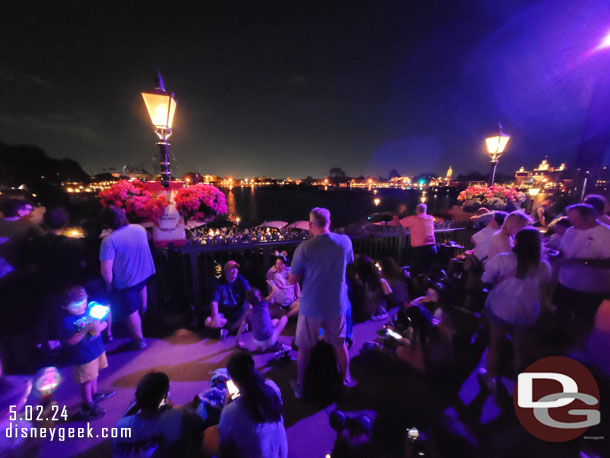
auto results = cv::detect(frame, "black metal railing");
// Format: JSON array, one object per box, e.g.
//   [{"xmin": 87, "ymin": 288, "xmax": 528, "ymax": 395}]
[{"xmin": 150, "ymin": 227, "xmax": 476, "ymax": 315}]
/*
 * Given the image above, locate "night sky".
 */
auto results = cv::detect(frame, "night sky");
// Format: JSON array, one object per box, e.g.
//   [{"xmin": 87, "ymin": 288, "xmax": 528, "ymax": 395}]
[{"xmin": 2, "ymin": 0, "xmax": 610, "ymax": 179}]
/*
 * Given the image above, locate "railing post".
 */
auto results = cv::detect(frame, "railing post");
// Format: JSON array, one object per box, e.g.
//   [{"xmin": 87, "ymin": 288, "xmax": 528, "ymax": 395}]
[{"xmin": 189, "ymin": 251, "xmax": 202, "ymax": 312}]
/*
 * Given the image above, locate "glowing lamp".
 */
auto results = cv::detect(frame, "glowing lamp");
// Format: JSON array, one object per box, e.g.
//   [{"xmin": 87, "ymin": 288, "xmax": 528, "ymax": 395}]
[
  {"xmin": 528, "ymin": 188, "xmax": 540, "ymax": 197},
  {"xmin": 141, "ymin": 71, "xmax": 177, "ymax": 188},
  {"xmin": 89, "ymin": 302, "xmax": 110, "ymax": 320},
  {"xmin": 485, "ymin": 123, "xmax": 510, "ymax": 185},
  {"xmin": 374, "ymin": 198, "xmax": 381, "ymax": 206}
]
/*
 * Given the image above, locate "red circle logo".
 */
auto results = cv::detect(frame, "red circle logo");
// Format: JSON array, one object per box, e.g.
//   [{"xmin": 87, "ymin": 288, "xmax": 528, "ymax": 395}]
[{"xmin": 513, "ymin": 356, "xmax": 600, "ymax": 442}]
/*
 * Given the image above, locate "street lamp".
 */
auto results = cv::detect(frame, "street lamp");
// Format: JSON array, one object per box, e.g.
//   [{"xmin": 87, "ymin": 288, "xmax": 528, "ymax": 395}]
[
  {"xmin": 141, "ymin": 71, "xmax": 177, "ymax": 188},
  {"xmin": 485, "ymin": 123, "xmax": 510, "ymax": 185}
]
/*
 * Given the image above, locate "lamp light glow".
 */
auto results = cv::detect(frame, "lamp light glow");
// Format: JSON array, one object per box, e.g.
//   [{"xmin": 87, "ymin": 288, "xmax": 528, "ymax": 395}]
[{"xmin": 89, "ymin": 302, "xmax": 110, "ymax": 320}]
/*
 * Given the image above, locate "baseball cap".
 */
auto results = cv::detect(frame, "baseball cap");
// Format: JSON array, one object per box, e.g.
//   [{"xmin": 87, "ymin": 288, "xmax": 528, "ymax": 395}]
[{"xmin": 224, "ymin": 260, "xmax": 240, "ymax": 270}]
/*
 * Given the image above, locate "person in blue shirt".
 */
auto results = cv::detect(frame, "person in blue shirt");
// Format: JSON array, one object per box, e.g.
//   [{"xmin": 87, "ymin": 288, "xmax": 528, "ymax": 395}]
[
  {"xmin": 288, "ymin": 208, "xmax": 354, "ymax": 399},
  {"xmin": 59, "ymin": 285, "xmax": 114, "ymax": 420},
  {"xmin": 206, "ymin": 260, "xmax": 251, "ymax": 336}
]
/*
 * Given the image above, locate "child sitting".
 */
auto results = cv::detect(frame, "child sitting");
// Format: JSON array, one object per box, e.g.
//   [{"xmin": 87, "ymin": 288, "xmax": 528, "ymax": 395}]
[
  {"xmin": 236, "ymin": 287, "xmax": 290, "ymax": 352},
  {"xmin": 59, "ymin": 285, "xmax": 115, "ymax": 420}
]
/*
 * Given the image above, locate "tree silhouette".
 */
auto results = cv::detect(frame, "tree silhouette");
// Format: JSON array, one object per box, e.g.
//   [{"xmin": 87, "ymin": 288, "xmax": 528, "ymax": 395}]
[{"xmin": 388, "ymin": 169, "xmax": 401, "ymax": 179}]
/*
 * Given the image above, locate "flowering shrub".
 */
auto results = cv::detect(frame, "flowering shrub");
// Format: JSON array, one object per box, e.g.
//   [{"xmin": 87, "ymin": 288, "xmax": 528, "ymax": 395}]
[
  {"xmin": 174, "ymin": 184, "xmax": 227, "ymax": 222},
  {"xmin": 458, "ymin": 184, "xmax": 525, "ymax": 211},
  {"xmin": 98, "ymin": 180, "xmax": 168, "ymax": 222}
]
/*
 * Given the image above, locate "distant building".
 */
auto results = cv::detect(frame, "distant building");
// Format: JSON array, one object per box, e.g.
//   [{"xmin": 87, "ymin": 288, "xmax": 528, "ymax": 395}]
[{"xmin": 514, "ymin": 158, "xmax": 568, "ymax": 191}]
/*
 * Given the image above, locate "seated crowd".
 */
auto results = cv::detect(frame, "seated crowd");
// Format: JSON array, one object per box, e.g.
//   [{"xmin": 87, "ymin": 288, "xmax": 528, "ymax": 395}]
[{"xmin": 1, "ymin": 194, "xmax": 609, "ymax": 457}]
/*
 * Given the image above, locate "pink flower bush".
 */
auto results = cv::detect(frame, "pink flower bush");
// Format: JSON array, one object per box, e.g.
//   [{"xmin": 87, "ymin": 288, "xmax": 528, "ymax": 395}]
[
  {"xmin": 458, "ymin": 184, "xmax": 525, "ymax": 210},
  {"xmin": 174, "ymin": 184, "xmax": 227, "ymax": 222},
  {"xmin": 98, "ymin": 180, "xmax": 169, "ymax": 223}
]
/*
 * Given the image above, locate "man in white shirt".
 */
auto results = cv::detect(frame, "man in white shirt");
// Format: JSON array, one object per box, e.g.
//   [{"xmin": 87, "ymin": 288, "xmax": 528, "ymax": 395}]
[
  {"xmin": 555, "ymin": 203, "xmax": 610, "ymax": 335},
  {"xmin": 471, "ymin": 211, "xmax": 507, "ymax": 263},
  {"xmin": 487, "ymin": 211, "xmax": 532, "ymax": 261}
]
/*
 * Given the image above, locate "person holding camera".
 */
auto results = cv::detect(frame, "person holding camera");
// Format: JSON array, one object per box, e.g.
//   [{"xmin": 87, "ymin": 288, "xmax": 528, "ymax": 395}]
[
  {"xmin": 204, "ymin": 352, "xmax": 287, "ymax": 458},
  {"xmin": 59, "ymin": 285, "xmax": 114, "ymax": 420}
]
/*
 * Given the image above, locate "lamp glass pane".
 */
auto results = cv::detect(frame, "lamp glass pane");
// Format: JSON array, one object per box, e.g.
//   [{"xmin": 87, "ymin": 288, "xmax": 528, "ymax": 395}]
[{"xmin": 141, "ymin": 92, "xmax": 177, "ymax": 129}]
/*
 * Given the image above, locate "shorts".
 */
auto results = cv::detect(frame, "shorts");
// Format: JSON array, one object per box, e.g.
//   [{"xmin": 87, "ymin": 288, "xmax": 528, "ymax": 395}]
[
  {"xmin": 74, "ymin": 352, "xmax": 108, "ymax": 384},
  {"xmin": 114, "ymin": 277, "xmax": 150, "ymax": 317},
  {"xmin": 296, "ymin": 314, "xmax": 346, "ymax": 349},
  {"xmin": 252, "ymin": 333, "xmax": 278, "ymax": 350}
]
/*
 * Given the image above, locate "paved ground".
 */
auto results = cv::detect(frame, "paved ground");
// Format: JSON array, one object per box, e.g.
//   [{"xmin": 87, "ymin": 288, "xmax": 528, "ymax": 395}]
[{"xmin": 32, "ymin": 316, "xmax": 405, "ymax": 458}]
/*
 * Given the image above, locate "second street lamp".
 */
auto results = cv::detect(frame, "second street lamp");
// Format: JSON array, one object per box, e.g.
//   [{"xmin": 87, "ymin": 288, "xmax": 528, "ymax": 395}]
[
  {"xmin": 141, "ymin": 71, "xmax": 177, "ymax": 188},
  {"xmin": 485, "ymin": 123, "xmax": 510, "ymax": 185}
]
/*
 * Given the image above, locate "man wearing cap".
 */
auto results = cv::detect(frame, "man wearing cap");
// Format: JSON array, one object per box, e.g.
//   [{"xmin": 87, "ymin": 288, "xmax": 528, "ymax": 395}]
[{"xmin": 207, "ymin": 261, "xmax": 251, "ymax": 333}]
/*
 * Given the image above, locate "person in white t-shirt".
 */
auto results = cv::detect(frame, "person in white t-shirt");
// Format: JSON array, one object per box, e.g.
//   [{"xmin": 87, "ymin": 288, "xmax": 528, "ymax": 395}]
[
  {"xmin": 471, "ymin": 211, "xmax": 507, "ymax": 263},
  {"xmin": 555, "ymin": 203, "xmax": 610, "ymax": 334},
  {"xmin": 480, "ymin": 228, "xmax": 552, "ymax": 390},
  {"xmin": 487, "ymin": 211, "xmax": 532, "ymax": 261}
]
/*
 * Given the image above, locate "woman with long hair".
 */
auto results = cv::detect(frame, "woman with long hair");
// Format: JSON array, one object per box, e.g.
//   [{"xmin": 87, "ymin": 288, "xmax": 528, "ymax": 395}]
[
  {"xmin": 217, "ymin": 352, "xmax": 287, "ymax": 457},
  {"xmin": 352, "ymin": 256, "xmax": 392, "ymax": 322},
  {"xmin": 480, "ymin": 228, "xmax": 551, "ymax": 390},
  {"xmin": 380, "ymin": 256, "xmax": 409, "ymax": 307}
]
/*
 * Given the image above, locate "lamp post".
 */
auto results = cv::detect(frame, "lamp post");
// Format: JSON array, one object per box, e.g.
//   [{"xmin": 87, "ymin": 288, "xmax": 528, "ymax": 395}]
[
  {"xmin": 141, "ymin": 71, "xmax": 177, "ymax": 188},
  {"xmin": 485, "ymin": 123, "xmax": 510, "ymax": 185}
]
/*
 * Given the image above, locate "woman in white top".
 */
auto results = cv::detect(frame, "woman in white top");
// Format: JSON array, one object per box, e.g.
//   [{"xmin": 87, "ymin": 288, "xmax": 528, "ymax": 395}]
[
  {"xmin": 269, "ymin": 255, "xmax": 300, "ymax": 318},
  {"xmin": 480, "ymin": 228, "xmax": 551, "ymax": 390}
]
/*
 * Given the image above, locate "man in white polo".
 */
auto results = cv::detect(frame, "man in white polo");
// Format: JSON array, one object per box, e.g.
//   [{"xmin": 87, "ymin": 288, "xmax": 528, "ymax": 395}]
[{"xmin": 288, "ymin": 207, "xmax": 353, "ymax": 399}]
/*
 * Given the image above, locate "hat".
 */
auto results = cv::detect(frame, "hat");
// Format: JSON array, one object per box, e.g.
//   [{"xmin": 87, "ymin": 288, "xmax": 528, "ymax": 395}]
[{"xmin": 224, "ymin": 260, "xmax": 240, "ymax": 270}]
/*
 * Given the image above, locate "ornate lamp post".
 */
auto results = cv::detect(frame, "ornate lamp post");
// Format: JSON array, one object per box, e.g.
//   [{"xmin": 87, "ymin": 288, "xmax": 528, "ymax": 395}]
[
  {"xmin": 485, "ymin": 123, "xmax": 510, "ymax": 185},
  {"xmin": 141, "ymin": 72, "xmax": 177, "ymax": 188}
]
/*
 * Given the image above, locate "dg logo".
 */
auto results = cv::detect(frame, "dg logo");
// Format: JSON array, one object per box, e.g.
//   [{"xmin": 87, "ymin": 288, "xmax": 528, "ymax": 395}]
[{"xmin": 514, "ymin": 356, "xmax": 601, "ymax": 442}]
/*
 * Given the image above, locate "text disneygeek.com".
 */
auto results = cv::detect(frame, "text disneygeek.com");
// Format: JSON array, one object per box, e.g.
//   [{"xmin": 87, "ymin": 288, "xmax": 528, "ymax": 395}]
[{"xmin": 5, "ymin": 423, "xmax": 131, "ymax": 441}]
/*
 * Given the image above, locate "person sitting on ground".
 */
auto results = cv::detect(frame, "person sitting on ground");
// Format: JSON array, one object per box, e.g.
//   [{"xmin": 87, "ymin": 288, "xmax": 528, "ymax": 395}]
[
  {"xmin": 480, "ymin": 228, "xmax": 552, "ymax": 391},
  {"xmin": 58, "ymin": 285, "xmax": 115, "ymax": 420},
  {"xmin": 393, "ymin": 304, "xmax": 453, "ymax": 376},
  {"xmin": 0, "ymin": 199, "xmax": 43, "ymax": 276},
  {"xmin": 212, "ymin": 352, "xmax": 288, "ymax": 458},
  {"xmin": 206, "ymin": 260, "xmax": 251, "ymax": 336},
  {"xmin": 584, "ymin": 193, "xmax": 610, "ymax": 226},
  {"xmin": 352, "ymin": 255, "xmax": 392, "ymax": 322},
  {"xmin": 268, "ymin": 255, "xmax": 300, "ymax": 318},
  {"xmin": 380, "ymin": 256, "xmax": 409, "ymax": 307},
  {"xmin": 236, "ymin": 288, "xmax": 290, "ymax": 352},
  {"xmin": 114, "ymin": 372, "xmax": 205, "ymax": 458},
  {"xmin": 265, "ymin": 250, "xmax": 289, "ymax": 282},
  {"xmin": 544, "ymin": 216, "xmax": 571, "ymax": 250},
  {"xmin": 487, "ymin": 210, "xmax": 532, "ymax": 261}
]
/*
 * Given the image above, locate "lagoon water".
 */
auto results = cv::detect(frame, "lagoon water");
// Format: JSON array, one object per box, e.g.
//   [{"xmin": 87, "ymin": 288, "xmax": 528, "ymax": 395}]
[{"xmin": 223, "ymin": 186, "xmax": 459, "ymax": 227}]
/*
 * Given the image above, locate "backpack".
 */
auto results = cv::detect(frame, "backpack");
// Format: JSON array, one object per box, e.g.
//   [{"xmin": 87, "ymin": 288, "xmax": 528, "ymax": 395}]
[{"xmin": 303, "ymin": 340, "xmax": 343, "ymax": 402}]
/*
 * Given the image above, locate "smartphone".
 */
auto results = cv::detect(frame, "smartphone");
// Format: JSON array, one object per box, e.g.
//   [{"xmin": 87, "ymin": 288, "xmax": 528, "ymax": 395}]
[
  {"xmin": 387, "ymin": 329, "xmax": 402, "ymax": 339},
  {"xmin": 227, "ymin": 379, "xmax": 240, "ymax": 400},
  {"xmin": 158, "ymin": 396, "xmax": 167, "ymax": 409}
]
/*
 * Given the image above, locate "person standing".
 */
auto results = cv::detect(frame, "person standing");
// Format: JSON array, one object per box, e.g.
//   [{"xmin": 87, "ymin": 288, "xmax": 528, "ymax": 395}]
[
  {"xmin": 555, "ymin": 203, "xmax": 610, "ymax": 337},
  {"xmin": 289, "ymin": 208, "xmax": 353, "ymax": 399},
  {"xmin": 400, "ymin": 203, "xmax": 436, "ymax": 294},
  {"xmin": 99, "ymin": 206, "xmax": 155, "ymax": 350},
  {"xmin": 471, "ymin": 211, "xmax": 507, "ymax": 264},
  {"xmin": 487, "ymin": 211, "xmax": 532, "ymax": 261}
]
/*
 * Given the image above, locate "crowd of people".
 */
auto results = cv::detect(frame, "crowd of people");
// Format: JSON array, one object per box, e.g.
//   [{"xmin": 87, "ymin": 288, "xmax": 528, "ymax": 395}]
[{"xmin": 1, "ymin": 192, "xmax": 610, "ymax": 457}]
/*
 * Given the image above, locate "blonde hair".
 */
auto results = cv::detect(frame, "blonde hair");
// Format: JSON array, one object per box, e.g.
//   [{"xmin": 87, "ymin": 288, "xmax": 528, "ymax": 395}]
[{"xmin": 310, "ymin": 207, "xmax": 331, "ymax": 228}]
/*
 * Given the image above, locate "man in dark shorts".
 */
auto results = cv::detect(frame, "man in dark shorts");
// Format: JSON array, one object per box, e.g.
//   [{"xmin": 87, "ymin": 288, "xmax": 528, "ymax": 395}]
[
  {"xmin": 100, "ymin": 206, "xmax": 155, "ymax": 350},
  {"xmin": 400, "ymin": 204, "xmax": 437, "ymax": 293}
]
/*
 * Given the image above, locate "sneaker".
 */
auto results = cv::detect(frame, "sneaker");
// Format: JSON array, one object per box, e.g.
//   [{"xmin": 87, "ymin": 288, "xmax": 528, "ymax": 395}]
[
  {"xmin": 290, "ymin": 380, "xmax": 303, "ymax": 400},
  {"xmin": 267, "ymin": 342, "xmax": 291, "ymax": 353},
  {"xmin": 371, "ymin": 312, "xmax": 389, "ymax": 321},
  {"xmin": 93, "ymin": 390, "xmax": 116, "ymax": 403},
  {"xmin": 82, "ymin": 402, "xmax": 105, "ymax": 421}
]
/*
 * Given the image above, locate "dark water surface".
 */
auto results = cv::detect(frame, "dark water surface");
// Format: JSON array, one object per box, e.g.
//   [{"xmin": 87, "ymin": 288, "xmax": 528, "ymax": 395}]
[{"xmin": 224, "ymin": 186, "xmax": 459, "ymax": 227}]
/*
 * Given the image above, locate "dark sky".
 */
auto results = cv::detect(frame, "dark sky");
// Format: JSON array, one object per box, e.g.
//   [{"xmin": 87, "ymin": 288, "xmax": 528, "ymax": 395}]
[{"xmin": 2, "ymin": 0, "xmax": 610, "ymax": 179}]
